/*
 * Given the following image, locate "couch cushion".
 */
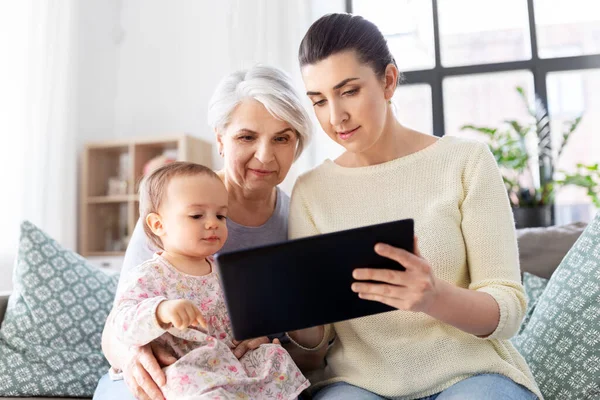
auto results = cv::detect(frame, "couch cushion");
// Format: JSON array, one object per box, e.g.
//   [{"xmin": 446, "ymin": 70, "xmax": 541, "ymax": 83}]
[
  {"xmin": 512, "ymin": 213, "xmax": 600, "ymax": 400},
  {"xmin": 0, "ymin": 294, "xmax": 8, "ymax": 324},
  {"xmin": 516, "ymin": 221, "xmax": 587, "ymax": 279},
  {"xmin": 0, "ymin": 221, "xmax": 118, "ymax": 398}
]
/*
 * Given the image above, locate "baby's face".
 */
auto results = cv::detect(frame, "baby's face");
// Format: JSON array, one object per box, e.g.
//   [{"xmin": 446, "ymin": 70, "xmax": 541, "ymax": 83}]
[{"xmin": 159, "ymin": 174, "xmax": 228, "ymax": 258}]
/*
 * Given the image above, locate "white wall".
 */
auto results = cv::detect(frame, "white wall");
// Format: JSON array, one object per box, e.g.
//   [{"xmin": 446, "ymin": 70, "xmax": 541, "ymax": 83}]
[
  {"xmin": 0, "ymin": 0, "xmax": 122, "ymax": 292},
  {"xmin": 2, "ymin": 0, "xmax": 348, "ymax": 292},
  {"xmin": 109, "ymin": 0, "xmax": 346, "ymax": 192},
  {"xmin": 75, "ymin": 0, "xmax": 121, "ymax": 150},
  {"xmin": 74, "ymin": 0, "xmax": 347, "ymax": 181},
  {"xmin": 113, "ymin": 1, "xmax": 230, "ymax": 151}
]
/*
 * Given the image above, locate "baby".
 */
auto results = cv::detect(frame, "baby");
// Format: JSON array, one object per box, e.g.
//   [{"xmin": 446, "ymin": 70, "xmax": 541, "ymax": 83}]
[{"xmin": 112, "ymin": 162, "xmax": 308, "ymax": 399}]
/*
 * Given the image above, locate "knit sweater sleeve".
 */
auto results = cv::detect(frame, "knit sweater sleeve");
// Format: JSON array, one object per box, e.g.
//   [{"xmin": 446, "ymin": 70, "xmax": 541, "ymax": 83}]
[
  {"xmin": 288, "ymin": 174, "xmax": 335, "ymax": 346},
  {"xmin": 461, "ymin": 143, "xmax": 527, "ymax": 340},
  {"xmin": 289, "ymin": 175, "xmax": 320, "ymax": 240}
]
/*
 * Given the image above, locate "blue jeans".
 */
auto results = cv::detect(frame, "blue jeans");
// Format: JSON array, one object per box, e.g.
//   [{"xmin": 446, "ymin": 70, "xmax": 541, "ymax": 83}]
[
  {"xmin": 313, "ymin": 374, "xmax": 538, "ymax": 400},
  {"xmin": 93, "ymin": 373, "xmax": 135, "ymax": 400}
]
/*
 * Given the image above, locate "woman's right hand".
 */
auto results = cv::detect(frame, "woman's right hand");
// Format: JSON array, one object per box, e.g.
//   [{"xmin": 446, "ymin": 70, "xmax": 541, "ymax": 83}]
[{"xmin": 122, "ymin": 341, "xmax": 177, "ymax": 400}]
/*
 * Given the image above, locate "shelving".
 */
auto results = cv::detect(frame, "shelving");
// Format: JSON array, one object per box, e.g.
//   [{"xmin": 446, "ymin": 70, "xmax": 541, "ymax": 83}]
[{"xmin": 79, "ymin": 135, "xmax": 213, "ymax": 257}]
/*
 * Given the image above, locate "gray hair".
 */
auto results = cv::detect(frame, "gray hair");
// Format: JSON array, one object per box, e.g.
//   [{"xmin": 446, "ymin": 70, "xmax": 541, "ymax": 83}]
[{"xmin": 207, "ymin": 65, "xmax": 312, "ymax": 160}]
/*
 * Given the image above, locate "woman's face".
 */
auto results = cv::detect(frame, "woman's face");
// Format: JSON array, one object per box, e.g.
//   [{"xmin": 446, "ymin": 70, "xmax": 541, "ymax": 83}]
[
  {"xmin": 217, "ymin": 99, "xmax": 297, "ymax": 192},
  {"xmin": 301, "ymin": 50, "xmax": 393, "ymax": 155}
]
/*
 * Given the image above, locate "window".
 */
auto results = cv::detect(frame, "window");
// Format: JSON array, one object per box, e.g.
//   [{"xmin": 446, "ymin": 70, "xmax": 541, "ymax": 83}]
[
  {"xmin": 547, "ymin": 69, "xmax": 600, "ymax": 205},
  {"xmin": 437, "ymin": 0, "xmax": 531, "ymax": 67},
  {"xmin": 393, "ymin": 84, "xmax": 433, "ymax": 135},
  {"xmin": 534, "ymin": 0, "xmax": 600, "ymax": 58},
  {"xmin": 443, "ymin": 71, "xmax": 534, "ymax": 138},
  {"xmin": 353, "ymin": 0, "xmax": 435, "ymax": 71},
  {"xmin": 350, "ymin": 0, "xmax": 600, "ymax": 206}
]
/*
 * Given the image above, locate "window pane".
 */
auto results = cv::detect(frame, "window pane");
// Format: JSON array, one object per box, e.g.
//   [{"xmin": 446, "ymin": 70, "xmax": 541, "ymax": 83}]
[
  {"xmin": 535, "ymin": 0, "xmax": 600, "ymax": 58},
  {"xmin": 437, "ymin": 0, "xmax": 532, "ymax": 67},
  {"xmin": 443, "ymin": 71, "xmax": 534, "ymax": 139},
  {"xmin": 393, "ymin": 84, "xmax": 433, "ymax": 135},
  {"xmin": 547, "ymin": 69, "xmax": 600, "ymax": 207},
  {"xmin": 353, "ymin": 0, "xmax": 435, "ymax": 71}
]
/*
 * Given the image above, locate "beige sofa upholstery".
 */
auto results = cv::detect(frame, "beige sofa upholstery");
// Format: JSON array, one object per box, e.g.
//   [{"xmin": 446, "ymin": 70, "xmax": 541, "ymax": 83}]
[{"xmin": 0, "ymin": 222, "xmax": 588, "ymax": 399}]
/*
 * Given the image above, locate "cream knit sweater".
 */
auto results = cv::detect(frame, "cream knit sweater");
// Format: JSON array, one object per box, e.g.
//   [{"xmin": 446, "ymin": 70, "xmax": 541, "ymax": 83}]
[{"xmin": 289, "ymin": 136, "xmax": 542, "ymax": 400}]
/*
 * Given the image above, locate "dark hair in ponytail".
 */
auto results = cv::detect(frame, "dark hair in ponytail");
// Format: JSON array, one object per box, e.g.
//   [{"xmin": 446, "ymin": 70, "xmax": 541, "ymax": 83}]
[{"xmin": 299, "ymin": 13, "xmax": 401, "ymax": 86}]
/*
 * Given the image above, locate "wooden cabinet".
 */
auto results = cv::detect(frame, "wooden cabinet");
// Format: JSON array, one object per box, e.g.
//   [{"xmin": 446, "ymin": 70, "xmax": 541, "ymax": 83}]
[{"xmin": 79, "ymin": 135, "xmax": 213, "ymax": 257}]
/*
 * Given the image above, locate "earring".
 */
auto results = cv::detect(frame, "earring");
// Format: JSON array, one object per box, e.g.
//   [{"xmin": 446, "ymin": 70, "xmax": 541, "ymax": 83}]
[{"xmin": 388, "ymin": 99, "xmax": 392, "ymax": 105}]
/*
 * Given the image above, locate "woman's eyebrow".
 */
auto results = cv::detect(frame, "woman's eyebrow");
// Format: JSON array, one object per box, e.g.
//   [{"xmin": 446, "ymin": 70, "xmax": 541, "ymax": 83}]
[
  {"xmin": 236, "ymin": 128, "xmax": 257, "ymax": 134},
  {"xmin": 237, "ymin": 128, "xmax": 293, "ymax": 135},
  {"xmin": 306, "ymin": 77, "xmax": 360, "ymax": 95}
]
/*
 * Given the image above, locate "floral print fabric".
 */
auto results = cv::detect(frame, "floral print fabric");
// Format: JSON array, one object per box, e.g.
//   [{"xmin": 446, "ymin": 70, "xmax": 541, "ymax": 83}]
[{"xmin": 113, "ymin": 253, "xmax": 308, "ymax": 399}]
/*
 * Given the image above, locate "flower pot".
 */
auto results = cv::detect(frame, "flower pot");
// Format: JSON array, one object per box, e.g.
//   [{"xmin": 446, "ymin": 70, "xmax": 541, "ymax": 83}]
[{"xmin": 512, "ymin": 205, "xmax": 554, "ymax": 229}]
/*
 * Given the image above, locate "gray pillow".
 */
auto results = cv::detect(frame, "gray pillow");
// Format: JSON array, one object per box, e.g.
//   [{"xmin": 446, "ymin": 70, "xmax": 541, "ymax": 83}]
[
  {"xmin": 0, "ymin": 221, "xmax": 119, "ymax": 397},
  {"xmin": 512, "ymin": 214, "xmax": 600, "ymax": 399},
  {"xmin": 516, "ymin": 221, "xmax": 587, "ymax": 279}
]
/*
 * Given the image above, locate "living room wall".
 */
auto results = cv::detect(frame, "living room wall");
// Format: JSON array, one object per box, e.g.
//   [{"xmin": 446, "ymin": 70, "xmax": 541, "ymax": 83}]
[
  {"xmin": 80, "ymin": 0, "xmax": 346, "ymax": 189},
  {"xmin": 0, "ymin": 0, "xmax": 345, "ymax": 292}
]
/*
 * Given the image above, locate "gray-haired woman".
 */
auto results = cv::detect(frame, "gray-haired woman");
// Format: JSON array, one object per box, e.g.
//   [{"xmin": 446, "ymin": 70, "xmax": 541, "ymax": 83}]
[{"xmin": 93, "ymin": 65, "xmax": 313, "ymax": 400}]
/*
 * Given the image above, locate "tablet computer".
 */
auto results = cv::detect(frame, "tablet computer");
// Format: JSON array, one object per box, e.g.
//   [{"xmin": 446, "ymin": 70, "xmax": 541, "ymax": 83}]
[{"xmin": 214, "ymin": 218, "xmax": 414, "ymax": 340}]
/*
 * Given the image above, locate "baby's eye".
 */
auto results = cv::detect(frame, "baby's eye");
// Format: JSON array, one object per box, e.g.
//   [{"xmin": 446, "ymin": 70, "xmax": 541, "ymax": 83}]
[
  {"xmin": 190, "ymin": 215, "xmax": 202, "ymax": 220},
  {"xmin": 217, "ymin": 215, "xmax": 227, "ymax": 220}
]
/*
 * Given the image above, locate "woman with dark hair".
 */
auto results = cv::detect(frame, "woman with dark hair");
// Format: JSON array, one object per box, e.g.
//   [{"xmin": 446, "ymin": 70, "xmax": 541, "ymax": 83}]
[{"xmin": 286, "ymin": 13, "xmax": 542, "ymax": 400}]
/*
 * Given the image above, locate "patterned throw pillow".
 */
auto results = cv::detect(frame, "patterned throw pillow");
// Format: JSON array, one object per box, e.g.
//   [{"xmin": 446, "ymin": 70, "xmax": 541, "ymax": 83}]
[
  {"xmin": 515, "ymin": 272, "xmax": 549, "ymax": 336},
  {"xmin": 0, "ymin": 221, "xmax": 119, "ymax": 397},
  {"xmin": 512, "ymin": 213, "xmax": 600, "ymax": 400}
]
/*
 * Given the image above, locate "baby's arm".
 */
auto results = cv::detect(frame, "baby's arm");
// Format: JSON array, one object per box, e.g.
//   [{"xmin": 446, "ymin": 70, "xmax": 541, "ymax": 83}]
[
  {"xmin": 112, "ymin": 298, "xmax": 167, "ymax": 347},
  {"xmin": 155, "ymin": 299, "xmax": 206, "ymax": 330},
  {"xmin": 112, "ymin": 264, "xmax": 170, "ymax": 346}
]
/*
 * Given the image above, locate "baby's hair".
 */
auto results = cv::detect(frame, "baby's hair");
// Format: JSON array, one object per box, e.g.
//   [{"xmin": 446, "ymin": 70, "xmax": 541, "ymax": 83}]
[{"xmin": 138, "ymin": 161, "xmax": 220, "ymax": 250}]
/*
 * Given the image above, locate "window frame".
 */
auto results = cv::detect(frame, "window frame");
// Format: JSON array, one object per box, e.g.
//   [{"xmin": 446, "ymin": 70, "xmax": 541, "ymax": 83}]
[{"xmin": 347, "ymin": 0, "xmax": 600, "ymax": 137}]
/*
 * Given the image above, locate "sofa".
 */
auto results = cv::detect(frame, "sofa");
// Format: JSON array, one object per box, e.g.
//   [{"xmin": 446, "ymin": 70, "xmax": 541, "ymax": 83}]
[{"xmin": 0, "ymin": 221, "xmax": 594, "ymax": 400}]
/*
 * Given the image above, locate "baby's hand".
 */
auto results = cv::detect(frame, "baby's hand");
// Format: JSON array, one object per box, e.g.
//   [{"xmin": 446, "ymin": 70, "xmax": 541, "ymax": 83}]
[{"xmin": 156, "ymin": 299, "xmax": 207, "ymax": 330}]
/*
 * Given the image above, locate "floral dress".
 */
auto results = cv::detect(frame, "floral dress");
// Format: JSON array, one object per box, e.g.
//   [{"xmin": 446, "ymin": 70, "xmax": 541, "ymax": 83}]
[{"xmin": 113, "ymin": 253, "xmax": 309, "ymax": 400}]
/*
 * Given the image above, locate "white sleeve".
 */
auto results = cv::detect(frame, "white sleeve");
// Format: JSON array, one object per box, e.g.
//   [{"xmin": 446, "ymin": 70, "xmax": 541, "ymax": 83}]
[{"xmin": 114, "ymin": 219, "xmax": 156, "ymax": 303}]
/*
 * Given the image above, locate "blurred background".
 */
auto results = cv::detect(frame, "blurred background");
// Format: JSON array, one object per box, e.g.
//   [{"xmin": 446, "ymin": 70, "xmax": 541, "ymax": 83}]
[{"xmin": 0, "ymin": 0, "xmax": 598, "ymax": 291}]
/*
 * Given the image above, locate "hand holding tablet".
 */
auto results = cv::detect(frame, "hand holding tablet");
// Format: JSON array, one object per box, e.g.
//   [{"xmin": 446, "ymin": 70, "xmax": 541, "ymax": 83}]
[{"xmin": 214, "ymin": 218, "xmax": 414, "ymax": 340}]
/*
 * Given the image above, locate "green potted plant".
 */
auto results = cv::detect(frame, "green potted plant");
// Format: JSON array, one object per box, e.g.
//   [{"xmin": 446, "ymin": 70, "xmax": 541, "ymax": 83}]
[{"xmin": 461, "ymin": 87, "xmax": 599, "ymax": 228}]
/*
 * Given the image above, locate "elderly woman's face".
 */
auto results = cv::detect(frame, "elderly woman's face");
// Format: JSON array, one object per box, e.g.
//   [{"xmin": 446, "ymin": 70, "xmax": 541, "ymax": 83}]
[{"xmin": 217, "ymin": 100, "xmax": 297, "ymax": 192}]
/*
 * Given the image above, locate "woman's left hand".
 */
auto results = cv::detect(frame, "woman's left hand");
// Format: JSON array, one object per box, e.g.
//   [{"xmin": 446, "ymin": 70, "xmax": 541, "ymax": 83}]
[{"xmin": 351, "ymin": 237, "xmax": 439, "ymax": 313}]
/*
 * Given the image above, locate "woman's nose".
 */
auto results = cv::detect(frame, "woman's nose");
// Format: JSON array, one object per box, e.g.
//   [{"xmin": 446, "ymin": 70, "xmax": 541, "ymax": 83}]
[
  {"xmin": 255, "ymin": 142, "xmax": 275, "ymax": 164},
  {"xmin": 329, "ymin": 101, "xmax": 348, "ymax": 127}
]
